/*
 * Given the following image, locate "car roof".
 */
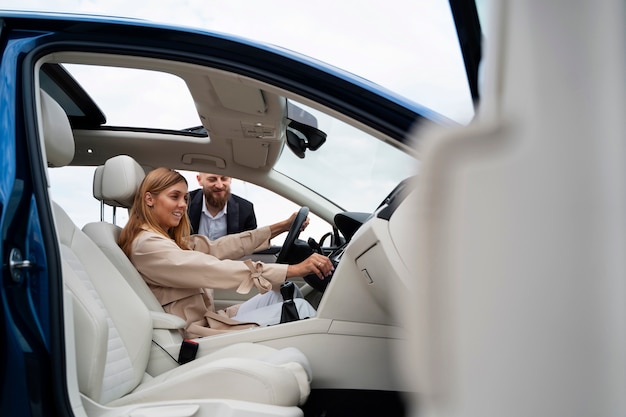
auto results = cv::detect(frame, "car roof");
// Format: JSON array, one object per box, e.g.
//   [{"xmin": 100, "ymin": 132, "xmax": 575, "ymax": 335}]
[
  {"xmin": 2, "ymin": 6, "xmax": 481, "ymax": 214},
  {"xmin": 2, "ymin": 9, "xmax": 453, "ymax": 137}
]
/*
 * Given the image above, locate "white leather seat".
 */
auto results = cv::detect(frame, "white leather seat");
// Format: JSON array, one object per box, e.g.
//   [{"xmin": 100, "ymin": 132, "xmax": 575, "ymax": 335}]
[
  {"xmin": 83, "ymin": 155, "xmax": 164, "ymax": 312},
  {"xmin": 83, "ymin": 155, "xmax": 188, "ymax": 368},
  {"xmin": 40, "ymin": 90, "xmax": 312, "ymax": 408}
]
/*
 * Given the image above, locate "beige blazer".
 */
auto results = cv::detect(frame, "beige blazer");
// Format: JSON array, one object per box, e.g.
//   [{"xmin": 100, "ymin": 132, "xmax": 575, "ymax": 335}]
[{"xmin": 130, "ymin": 226, "xmax": 288, "ymax": 338}]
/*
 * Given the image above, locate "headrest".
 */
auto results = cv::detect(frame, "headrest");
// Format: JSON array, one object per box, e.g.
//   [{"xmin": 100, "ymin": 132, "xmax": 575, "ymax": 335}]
[
  {"xmin": 93, "ymin": 155, "xmax": 145, "ymax": 208},
  {"xmin": 41, "ymin": 90, "xmax": 75, "ymax": 167}
]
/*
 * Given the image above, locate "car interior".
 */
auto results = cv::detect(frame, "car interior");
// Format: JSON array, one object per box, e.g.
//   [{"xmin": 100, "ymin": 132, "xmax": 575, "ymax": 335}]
[
  {"xmin": 35, "ymin": 50, "xmax": 417, "ymax": 417},
  {"xmin": 9, "ymin": 1, "xmax": 623, "ymax": 416}
]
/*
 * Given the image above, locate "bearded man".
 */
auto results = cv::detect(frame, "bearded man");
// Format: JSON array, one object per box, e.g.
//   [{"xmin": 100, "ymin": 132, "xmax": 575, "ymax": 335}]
[{"xmin": 188, "ymin": 172, "xmax": 258, "ymax": 240}]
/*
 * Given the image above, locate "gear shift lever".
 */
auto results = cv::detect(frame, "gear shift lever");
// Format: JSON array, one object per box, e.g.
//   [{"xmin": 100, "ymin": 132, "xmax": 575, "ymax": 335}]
[{"xmin": 280, "ymin": 281, "xmax": 300, "ymax": 323}]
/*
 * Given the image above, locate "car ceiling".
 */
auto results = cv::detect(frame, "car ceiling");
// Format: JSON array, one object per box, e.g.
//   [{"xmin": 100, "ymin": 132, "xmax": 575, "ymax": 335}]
[{"xmin": 40, "ymin": 53, "xmax": 291, "ymax": 180}]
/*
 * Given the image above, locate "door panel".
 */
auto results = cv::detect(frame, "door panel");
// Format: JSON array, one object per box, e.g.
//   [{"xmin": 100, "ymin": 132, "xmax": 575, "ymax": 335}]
[{"xmin": 0, "ymin": 30, "xmax": 68, "ymax": 416}]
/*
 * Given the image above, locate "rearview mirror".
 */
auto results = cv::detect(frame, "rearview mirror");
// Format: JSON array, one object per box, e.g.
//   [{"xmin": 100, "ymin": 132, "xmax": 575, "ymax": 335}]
[
  {"xmin": 285, "ymin": 102, "xmax": 327, "ymax": 158},
  {"xmin": 286, "ymin": 119, "xmax": 327, "ymax": 159}
]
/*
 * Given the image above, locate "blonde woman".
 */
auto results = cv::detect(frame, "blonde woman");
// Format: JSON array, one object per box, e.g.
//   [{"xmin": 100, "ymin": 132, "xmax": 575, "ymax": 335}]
[{"xmin": 119, "ymin": 167, "xmax": 332, "ymax": 338}]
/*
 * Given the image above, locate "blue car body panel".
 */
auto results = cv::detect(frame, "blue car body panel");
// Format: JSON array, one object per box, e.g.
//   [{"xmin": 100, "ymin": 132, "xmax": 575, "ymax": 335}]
[{"xmin": 0, "ymin": 29, "xmax": 63, "ymax": 417}]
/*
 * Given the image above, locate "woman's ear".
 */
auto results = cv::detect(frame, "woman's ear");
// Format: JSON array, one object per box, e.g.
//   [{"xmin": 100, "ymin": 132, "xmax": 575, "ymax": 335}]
[{"xmin": 144, "ymin": 192, "xmax": 154, "ymax": 207}]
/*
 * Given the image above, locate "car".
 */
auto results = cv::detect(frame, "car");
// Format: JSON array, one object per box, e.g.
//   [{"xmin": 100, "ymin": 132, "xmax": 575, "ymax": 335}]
[{"xmin": 0, "ymin": 5, "xmax": 481, "ymax": 417}]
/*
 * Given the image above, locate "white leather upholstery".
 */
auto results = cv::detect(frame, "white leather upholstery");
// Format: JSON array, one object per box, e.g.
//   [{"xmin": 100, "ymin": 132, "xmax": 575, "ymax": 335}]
[
  {"xmin": 83, "ymin": 155, "xmax": 165, "ymax": 313},
  {"xmin": 42, "ymin": 93, "xmax": 313, "ymax": 407},
  {"xmin": 92, "ymin": 155, "xmax": 145, "ymax": 208},
  {"xmin": 82, "ymin": 221, "xmax": 165, "ymax": 312},
  {"xmin": 40, "ymin": 90, "xmax": 74, "ymax": 167},
  {"xmin": 56, "ymin": 202, "xmax": 311, "ymax": 406},
  {"xmin": 55, "ymin": 203, "xmax": 150, "ymax": 403}
]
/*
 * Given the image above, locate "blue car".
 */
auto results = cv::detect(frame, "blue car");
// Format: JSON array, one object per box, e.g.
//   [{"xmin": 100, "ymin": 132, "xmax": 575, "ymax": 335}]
[{"xmin": 0, "ymin": 5, "xmax": 480, "ymax": 417}]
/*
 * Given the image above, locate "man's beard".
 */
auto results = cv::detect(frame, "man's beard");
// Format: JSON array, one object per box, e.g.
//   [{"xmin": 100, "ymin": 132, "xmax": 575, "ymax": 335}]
[{"xmin": 206, "ymin": 189, "xmax": 230, "ymax": 210}]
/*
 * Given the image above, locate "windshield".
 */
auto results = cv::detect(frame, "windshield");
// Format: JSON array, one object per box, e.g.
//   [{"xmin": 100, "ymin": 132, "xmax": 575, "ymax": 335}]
[{"xmin": 275, "ymin": 101, "xmax": 417, "ymax": 211}]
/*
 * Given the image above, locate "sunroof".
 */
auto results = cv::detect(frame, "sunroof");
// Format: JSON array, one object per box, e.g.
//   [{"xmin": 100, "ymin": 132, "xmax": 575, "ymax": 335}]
[{"xmin": 63, "ymin": 64, "xmax": 201, "ymax": 131}]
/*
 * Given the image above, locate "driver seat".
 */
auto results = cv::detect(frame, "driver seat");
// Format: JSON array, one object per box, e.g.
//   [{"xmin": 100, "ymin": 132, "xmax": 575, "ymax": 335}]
[
  {"xmin": 81, "ymin": 155, "xmax": 164, "ymax": 312},
  {"xmin": 83, "ymin": 155, "xmax": 318, "ymax": 328}
]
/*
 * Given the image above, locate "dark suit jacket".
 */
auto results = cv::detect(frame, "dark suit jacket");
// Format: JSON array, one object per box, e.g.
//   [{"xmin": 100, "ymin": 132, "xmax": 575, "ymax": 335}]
[{"xmin": 188, "ymin": 188, "xmax": 257, "ymax": 237}]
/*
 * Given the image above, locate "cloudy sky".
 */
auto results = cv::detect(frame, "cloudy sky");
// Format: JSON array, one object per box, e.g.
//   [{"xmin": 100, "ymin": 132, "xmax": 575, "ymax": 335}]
[
  {"xmin": 0, "ymin": 0, "xmax": 473, "ymax": 123},
  {"xmin": 0, "ymin": 0, "xmax": 475, "ymax": 240}
]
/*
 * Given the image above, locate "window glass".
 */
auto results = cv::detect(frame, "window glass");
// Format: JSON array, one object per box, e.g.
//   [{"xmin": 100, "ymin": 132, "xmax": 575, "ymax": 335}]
[
  {"xmin": 48, "ymin": 166, "xmax": 100, "ymax": 227},
  {"xmin": 48, "ymin": 167, "xmax": 331, "ymax": 246},
  {"xmin": 182, "ymin": 171, "xmax": 331, "ymax": 245},
  {"xmin": 64, "ymin": 64, "xmax": 201, "ymax": 130},
  {"xmin": 276, "ymin": 101, "xmax": 418, "ymax": 212}
]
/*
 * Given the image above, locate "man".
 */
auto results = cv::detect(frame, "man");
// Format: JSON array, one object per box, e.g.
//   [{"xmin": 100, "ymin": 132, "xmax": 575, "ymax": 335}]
[{"xmin": 188, "ymin": 172, "xmax": 257, "ymax": 240}]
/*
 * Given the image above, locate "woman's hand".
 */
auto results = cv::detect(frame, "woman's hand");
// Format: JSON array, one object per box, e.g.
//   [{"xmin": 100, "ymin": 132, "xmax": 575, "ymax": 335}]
[
  {"xmin": 269, "ymin": 212, "xmax": 310, "ymax": 238},
  {"xmin": 286, "ymin": 253, "xmax": 334, "ymax": 279},
  {"xmin": 284, "ymin": 211, "xmax": 310, "ymax": 233}
]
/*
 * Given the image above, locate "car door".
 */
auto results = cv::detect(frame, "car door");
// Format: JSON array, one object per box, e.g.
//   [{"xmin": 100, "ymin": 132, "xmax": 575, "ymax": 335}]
[{"xmin": 0, "ymin": 22, "xmax": 70, "ymax": 416}]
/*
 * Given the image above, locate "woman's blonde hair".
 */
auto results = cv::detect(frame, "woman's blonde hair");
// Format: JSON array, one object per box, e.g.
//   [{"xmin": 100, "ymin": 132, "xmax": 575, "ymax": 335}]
[{"xmin": 119, "ymin": 167, "xmax": 191, "ymax": 257}]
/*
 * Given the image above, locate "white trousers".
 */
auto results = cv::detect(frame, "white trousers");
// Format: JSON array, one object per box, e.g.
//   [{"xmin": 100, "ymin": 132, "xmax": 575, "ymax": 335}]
[{"xmin": 232, "ymin": 290, "xmax": 316, "ymax": 326}]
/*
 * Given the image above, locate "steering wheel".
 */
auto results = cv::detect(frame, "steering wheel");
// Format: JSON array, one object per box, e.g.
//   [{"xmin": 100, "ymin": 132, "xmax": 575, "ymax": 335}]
[{"xmin": 276, "ymin": 206, "xmax": 309, "ymax": 264}]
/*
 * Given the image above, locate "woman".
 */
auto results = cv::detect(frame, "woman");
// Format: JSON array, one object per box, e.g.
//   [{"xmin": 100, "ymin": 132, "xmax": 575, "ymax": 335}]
[{"xmin": 119, "ymin": 167, "xmax": 333, "ymax": 338}]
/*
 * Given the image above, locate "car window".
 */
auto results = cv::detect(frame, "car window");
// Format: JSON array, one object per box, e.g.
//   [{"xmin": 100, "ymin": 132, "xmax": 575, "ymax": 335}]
[
  {"xmin": 64, "ymin": 64, "xmax": 201, "ymax": 130},
  {"xmin": 48, "ymin": 167, "xmax": 332, "ymax": 246},
  {"xmin": 276, "ymin": 100, "xmax": 418, "ymax": 212},
  {"xmin": 181, "ymin": 172, "xmax": 331, "ymax": 245}
]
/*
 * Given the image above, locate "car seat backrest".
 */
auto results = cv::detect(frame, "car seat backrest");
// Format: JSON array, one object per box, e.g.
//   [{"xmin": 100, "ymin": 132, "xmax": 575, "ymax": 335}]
[
  {"xmin": 40, "ymin": 89, "xmax": 75, "ymax": 167},
  {"xmin": 83, "ymin": 155, "xmax": 166, "ymax": 313},
  {"xmin": 41, "ymin": 90, "xmax": 153, "ymax": 402},
  {"xmin": 54, "ymin": 199, "xmax": 153, "ymax": 403},
  {"xmin": 82, "ymin": 220, "xmax": 166, "ymax": 313}
]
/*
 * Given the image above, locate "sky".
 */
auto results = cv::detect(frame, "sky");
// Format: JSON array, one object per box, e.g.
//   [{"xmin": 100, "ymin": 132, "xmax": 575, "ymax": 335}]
[
  {"xmin": 0, "ymin": 0, "xmax": 473, "ymax": 123},
  {"xmin": 0, "ymin": 0, "xmax": 475, "ymax": 242}
]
